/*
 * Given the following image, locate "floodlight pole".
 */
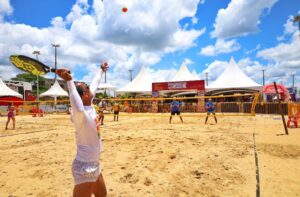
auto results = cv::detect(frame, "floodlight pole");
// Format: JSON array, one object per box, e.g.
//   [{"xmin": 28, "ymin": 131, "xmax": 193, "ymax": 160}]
[
  {"xmin": 204, "ymin": 72, "xmax": 208, "ymax": 86},
  {"xmin": 293, "ymin": 14, "xmax": 300, "ymax": 38},
  {"xmin": 291, "ymin": 74, "xmax": 295, "ymax": 89},
  {"xmin": 128, "ymin": 69, "xmax": 133, "ymax": 81},
  {"xmin": 33, "ymin": 50, "xmax": 40, "ymax": 114},
  {"xmin": 52, "ymin": 43, "xmax": 60, "ymax": 80},
  {"xmin": 262, "ymin": 69, "xmax": 265, "ymax": 86}
]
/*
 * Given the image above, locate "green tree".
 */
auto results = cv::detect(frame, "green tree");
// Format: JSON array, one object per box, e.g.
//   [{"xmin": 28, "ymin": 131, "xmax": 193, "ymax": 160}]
[{"xmin": 10, "ymin": 73, "xmax": 48, "ymax": 94}]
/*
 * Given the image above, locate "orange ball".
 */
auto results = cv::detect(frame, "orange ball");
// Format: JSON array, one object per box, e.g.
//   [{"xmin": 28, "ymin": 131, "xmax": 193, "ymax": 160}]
[{"xmin": 122, "ymin": 7, "xmax": 128, "ymax": 13}]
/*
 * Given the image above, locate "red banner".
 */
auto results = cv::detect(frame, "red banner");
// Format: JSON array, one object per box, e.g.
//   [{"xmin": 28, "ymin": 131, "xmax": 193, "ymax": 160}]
[{"xmin": 152, "ymin": 80, "xmax": 205, "ymax": 91}]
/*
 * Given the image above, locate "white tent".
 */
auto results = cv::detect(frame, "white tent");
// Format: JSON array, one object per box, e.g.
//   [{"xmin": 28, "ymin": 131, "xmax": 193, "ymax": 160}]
[
  {"xmin": 97, "ymin": 83, "xmax": 117, "ymax": 97},
  {"xmin": 170, "ymin": 64, "xmax": 199, "ymax": 81},
  {"xmin": 117, "ymin": 66, "xmax": 153, "ymax": 95},
  {"xmin": 40, "ymin": 80, "xmax": 68, "ymax": 97},
  {"xmin": 192, "ymin": 70, "xmax": 200, "ymax": 80},
  {"xmin": 40, "ymin": 80, "xmax": 68, "ymax": 111},
  {"xmin": 0, "ymin": 78, "xmax": 23, "ymax": 98},
  {"xmin": 207, "ymin": 57, "xmax": 262, "ymax": 91},
  {"xmin": 98, "ymin": 83, "xmax": 117, "ymax": 90}
]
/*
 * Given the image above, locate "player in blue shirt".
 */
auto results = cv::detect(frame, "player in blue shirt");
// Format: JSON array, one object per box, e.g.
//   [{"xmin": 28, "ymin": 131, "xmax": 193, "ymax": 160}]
[
  {"xmin": 169, "ymin": 98, "xmax": 183, "ymax": 124},
  {"xmin": 205, "ymin": 98, "xmax": 217, "ymax": 124}
]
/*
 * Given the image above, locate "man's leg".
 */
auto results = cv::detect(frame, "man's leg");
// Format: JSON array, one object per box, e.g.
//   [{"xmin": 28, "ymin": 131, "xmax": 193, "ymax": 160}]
[
  {"xmin": 73, "ymin": 182, "xmax": 93, "ymax": 197},
  {"xmin": 179, "ymin": 116, "xmax": 183, "ymax": 123},
  {"xmin": 178, "ymin": 112, "xmax": 183, "ymax": 123},
  {"xmin": 100, "ymin": 115, "xmax": 104, "ymax": 125},
  {"xmin": 169, "ymin": 116, "xmax": 172, "ymax": 123},
  {"xmin": 93, "ymin": 174, "xmax": 107, "ymax": 197},
  {"xmin": 213, "ymin": 113, "xmax": 217, "ymax": 124},
  {"xmin": 205, "ymin": 114, "xmax": 209, "ymax": 124}
]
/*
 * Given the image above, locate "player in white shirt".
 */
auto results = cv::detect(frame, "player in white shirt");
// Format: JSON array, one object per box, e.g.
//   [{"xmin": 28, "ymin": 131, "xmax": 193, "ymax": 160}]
[{"xmin": 56, "ymin": 63, "xmax": 108, "ymax": 197}]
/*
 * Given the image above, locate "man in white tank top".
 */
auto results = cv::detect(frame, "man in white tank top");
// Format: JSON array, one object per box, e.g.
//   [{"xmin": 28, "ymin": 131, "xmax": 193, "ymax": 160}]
[{"xmin": 56, "ymin": 63, "xmax": 108, "ymax": 197}]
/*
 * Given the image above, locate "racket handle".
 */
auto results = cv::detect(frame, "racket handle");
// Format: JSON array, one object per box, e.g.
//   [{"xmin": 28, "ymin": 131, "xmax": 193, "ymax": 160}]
[{"xmin": 51, "ymin": 68, "xmax": 71, "ymax": 74}]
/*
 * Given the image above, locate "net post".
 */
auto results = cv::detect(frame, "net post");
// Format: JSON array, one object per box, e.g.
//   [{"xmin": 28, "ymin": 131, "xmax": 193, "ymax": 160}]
[
  {"xmin": 273, "ymin": 82, "xmax": 288, "ymax": 135},
  {"xmin": 251, "ymin": 93, "xmax": 259, "ymax": 115}
]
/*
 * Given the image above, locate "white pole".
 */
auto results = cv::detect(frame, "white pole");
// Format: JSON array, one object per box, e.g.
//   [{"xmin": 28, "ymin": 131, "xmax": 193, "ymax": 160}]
[
  {"xmin": 54, "ymin": 95, "xmax": 57, "ymax": 113},
  {"xmin": 37, "ymin": 75, "xmax": 39, "ymax": 116}
]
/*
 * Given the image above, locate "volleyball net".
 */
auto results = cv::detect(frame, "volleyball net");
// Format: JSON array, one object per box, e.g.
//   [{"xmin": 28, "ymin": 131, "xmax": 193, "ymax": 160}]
[{"xmin": 0, "ymin": 93, "xmax": 260, "ymax": 117}]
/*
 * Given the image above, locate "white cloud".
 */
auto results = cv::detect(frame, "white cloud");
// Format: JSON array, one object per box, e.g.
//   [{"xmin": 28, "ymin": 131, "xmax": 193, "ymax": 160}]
[
  {"xmin": 0, "ymin": 0, "xmax": 13, "ymax": 22},
  {"xmin": 202, "ymin": 60, "xmax": 228, "ymax": 82},
  {"xmin": 97, "ymin": 0, "xmax": 203, "ymax": 51},
  {"xmin": 200, "ymin": 39, "xmax": 240, "ymax": 56},
  {"xmin": 245, "ymin": 44, "xmax": 261, "ymax": 55},
  {"xmin": 51, "ymin": 17, "xmax": 66, "ymax": 28},
  {"xmin": 0, "ymin": 0, "xmax": 203, "ymax": 90},
  {"xmin": 211, "ymin": 0, "xmax": 278, "ymax": 39},
  {"xmin": 276, "ymin": 15, "xmax": 299, "ymax": 41},
  {"xmin": 66, "ymin": 0, "xmax": 89, "ymax": 24},
  {"xmin": 257, "ymin": 15, "xmax": 300, "ymax": 72},
  {"xmin": 183, "ymin": 58, "xmax": 194, "ymax": 66},
  {"xmin": 191, "ymin": 16, "xmax": 198, "ymax": 25},
  {"xmin": 0, "ymin": 62, "xmax": 20, "ymax": 80}
]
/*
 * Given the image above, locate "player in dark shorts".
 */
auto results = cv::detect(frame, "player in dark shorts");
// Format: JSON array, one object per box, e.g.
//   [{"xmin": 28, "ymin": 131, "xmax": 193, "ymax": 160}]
[
  {"xmin": 113, "ymin": 102, "xmax": 120, "ymax": 121},
  {"xmin": 169, "ymin": 98, "xmax": 183, "ymax": 124},
  {"xmin": 205, "ymin": 98, "xmax": 217, "ymax": 124}
]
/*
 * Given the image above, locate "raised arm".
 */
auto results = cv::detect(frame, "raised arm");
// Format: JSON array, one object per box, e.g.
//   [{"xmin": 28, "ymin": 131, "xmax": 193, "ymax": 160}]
[
  {"xmin": 56, "ymin": 69, "xmax": 84, "ymax": 112},
  {"xmin": 89, "ymin": 62, "xmax": 108, "ymax": 97},
  {"xmin": 89, "ymin": 70, "xmax": 103, "ymax": 97},
  {"xmin": 68, "ymin": 80, "xmax": 84, "ymax": 112}
]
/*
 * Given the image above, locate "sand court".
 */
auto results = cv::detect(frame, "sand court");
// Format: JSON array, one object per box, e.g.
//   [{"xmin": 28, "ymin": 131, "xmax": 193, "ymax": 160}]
[{"xmin": 0, "ymin": 114, "xmax": 300, "ymax": 196}]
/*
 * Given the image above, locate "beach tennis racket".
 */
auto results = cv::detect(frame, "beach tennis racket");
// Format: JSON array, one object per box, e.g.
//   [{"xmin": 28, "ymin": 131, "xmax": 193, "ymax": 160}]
[{"xmin": 9, "ymin": 55, "xmax": 57, "ymax": 76}]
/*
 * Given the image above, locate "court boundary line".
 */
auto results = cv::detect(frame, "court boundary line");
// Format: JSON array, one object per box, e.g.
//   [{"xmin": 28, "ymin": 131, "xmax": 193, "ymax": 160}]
[
  {"xmin": 0, "ymin": 129, "xmax": 57, "ymax": 138},
  {"xmin": 253, "ymin": 132, "xmax": 260, "ymax": 197}
]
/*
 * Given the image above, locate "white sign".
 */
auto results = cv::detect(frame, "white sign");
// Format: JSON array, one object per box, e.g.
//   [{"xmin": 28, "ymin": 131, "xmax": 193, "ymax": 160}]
[{"xmin": 168, "ymin": 82, "xmax": 187, "ymax": 90}]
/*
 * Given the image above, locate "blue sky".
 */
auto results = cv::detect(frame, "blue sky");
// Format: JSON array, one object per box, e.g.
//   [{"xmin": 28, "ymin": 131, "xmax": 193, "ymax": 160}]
[{"xmin": 0, "ymin": 0, "xmax": 299, "ymax": 88}]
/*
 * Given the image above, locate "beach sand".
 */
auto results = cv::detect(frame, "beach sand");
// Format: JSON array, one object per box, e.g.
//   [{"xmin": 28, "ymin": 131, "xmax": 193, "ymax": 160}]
[{"xmin": 0, "ymin": 113, "xmax": 300, "ymax": 197}]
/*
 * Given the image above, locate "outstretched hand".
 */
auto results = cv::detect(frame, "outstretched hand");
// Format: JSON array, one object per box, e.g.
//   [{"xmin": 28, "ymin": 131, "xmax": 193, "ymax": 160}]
[
  {"xmin": 101, "ymin": 62, "xmax": 109, "ymax": 72},
  {"xmin": 56, "ymin": 69, "xmax": 72, "ymax": 81}
]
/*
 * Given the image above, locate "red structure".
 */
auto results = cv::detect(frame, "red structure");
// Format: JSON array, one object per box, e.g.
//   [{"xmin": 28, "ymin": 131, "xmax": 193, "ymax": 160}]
[
  {"xmin": 287, "ymin": 115, "xmax": 298, "ymax": 128},
  {"xmin": 152, "ymin": 80, "xmax": 205, "ymax": 92},
  {"xmin": 262, "ymin": 84, "xmax": 289, "ymax": 101},
  {"xmin": 152, "ymin": 80, "xmax": 205, "ymax": 112},
  {"xmin": 0, "ymin": 96, "xmax": 23, "ymax": 106}
]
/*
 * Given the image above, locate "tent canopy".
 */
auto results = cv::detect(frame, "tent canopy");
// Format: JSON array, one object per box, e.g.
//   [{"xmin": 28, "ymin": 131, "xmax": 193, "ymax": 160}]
[
  {"xmin": 0, "ymin": 78, "xmax": 23, "ymax": 98},
  {"xmin": 40, "ymin": 80, "xmax": 68, "ymax": 97},
  {"xmin": 98, "ymin": 83, "xmax": 116, "ymax": 90},
  {"xmin": 117, "ymin": 66, "xmax": 153, "ymax": 94},
  {"xmin": 207, "ymin": 57, "xmax": 262, "ymax": 91},
  {"xmin": 170, "ymin": 64, "xmax": 200, "ymax": 81}
]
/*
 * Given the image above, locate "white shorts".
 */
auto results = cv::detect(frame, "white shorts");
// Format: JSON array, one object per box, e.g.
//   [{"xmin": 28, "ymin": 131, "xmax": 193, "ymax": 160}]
[{"xmin": 72, "ymin": 159, "xmax": 101, "ymax": 185}]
